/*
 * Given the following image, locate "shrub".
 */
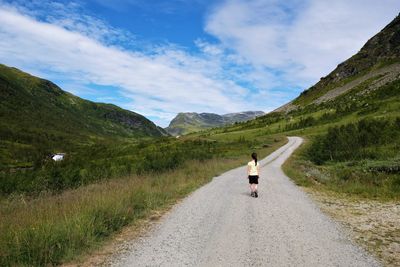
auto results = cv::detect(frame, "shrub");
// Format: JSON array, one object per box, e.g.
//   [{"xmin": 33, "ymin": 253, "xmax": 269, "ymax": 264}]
[{"xmin": 308, "ymin": 117, "xmax": 400, "ymax": 164}]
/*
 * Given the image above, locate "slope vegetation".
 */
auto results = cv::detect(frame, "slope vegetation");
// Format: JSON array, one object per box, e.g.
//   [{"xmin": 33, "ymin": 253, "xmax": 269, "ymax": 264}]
[
  {"xmin": 276, "ymin": 13, "xmax": 400, "ymax": 111},
  {"xmin": 0, "ymin": 64, "xmax": 166, "ymax": 169}
]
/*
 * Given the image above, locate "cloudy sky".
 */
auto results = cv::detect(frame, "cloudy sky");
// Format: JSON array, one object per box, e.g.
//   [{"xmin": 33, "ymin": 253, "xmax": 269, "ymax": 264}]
[{"xmin": 0, "ymin": 0, "xmax": 399, "ymax": 126}]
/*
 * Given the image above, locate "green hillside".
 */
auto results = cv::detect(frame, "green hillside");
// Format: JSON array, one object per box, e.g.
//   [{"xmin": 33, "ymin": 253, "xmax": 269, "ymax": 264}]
[{"xmin": 0, "ymin": 64, "xmax": 167, "ymax": 169}]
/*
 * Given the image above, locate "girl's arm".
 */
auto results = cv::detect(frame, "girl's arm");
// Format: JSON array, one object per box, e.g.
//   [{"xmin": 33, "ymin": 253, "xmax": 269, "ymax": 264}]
[
  {"xmin": 247, "ymin": 165, "xmax": 250, "ymax": 176},
  {"xmin": 257, "ymin": 165, "xmax": 260, "ymax": 176}
]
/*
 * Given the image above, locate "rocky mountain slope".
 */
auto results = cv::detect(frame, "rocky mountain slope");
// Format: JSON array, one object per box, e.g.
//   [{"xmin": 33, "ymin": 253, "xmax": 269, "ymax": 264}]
[
  {"xmin": 275, "ymin": 13, "xmax": 400, "ymax": 113},
  {"xmin": 0, "ymin": 64, "xmax": 167, "ymax": 169},
  {"xmin": 165, "ymin": 111, "xmax": 264, "ymax": 136}
]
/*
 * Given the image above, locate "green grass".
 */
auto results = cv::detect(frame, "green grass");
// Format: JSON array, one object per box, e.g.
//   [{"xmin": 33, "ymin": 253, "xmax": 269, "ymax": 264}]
[
  {"xmin": 0, "ymin": 135, "xmax": 286, "ymax": 266},
  {"xmin": 1, "ymin": 130, "xmax": 285, "ymax": 195},
  {"xmin": 283, "ymin": 123, "xmax": 400, "ymax": 200},
  {"xmin": 283, "ymin": 142, "xmax": 400, "ymax": 200}
]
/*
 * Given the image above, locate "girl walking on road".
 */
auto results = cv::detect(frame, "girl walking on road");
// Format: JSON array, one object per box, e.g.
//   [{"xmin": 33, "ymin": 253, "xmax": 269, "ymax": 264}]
[{"xmin": 247, "ymin": 152, "xmax": 260, "ymax": 198}]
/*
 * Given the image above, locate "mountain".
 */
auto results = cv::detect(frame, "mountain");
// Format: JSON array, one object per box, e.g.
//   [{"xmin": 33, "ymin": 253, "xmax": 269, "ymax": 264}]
[
  {"xmin": 168, "ymin": 14, "xmax": 400, "ymax": 137},
  {"xmin": 0, "ymin": 64, "xmax": 167, "ymax": 169},
  {"xmin": 165, "ymin": 111, "xmax": 264, "ymax": 136},
  {"xmin": 275, "ymin": 13, "xmax": 400, "ymax": 113},
  {"xmin": 205, "ymin": 14, "xmax": 400, "ymax": 204},
  {"xmin": 223, "ymin": 111, "xmax": 266, "ymax": 124}
]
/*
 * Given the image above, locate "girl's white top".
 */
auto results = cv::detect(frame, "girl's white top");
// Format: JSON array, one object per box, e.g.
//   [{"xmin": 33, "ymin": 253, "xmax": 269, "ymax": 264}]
[{"xmin": 248, "ymin": 160, "xmax": 259, "ymax": 176}]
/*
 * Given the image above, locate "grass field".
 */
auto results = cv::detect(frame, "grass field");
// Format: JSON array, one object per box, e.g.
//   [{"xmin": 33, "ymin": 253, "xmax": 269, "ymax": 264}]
[
  {"xmin": 282, "ymin": 137, "xmax": 400, "ymax": 201},
  {"xmin": 0, "ymin": 134, "xmax": 286, "ymax": 266}
]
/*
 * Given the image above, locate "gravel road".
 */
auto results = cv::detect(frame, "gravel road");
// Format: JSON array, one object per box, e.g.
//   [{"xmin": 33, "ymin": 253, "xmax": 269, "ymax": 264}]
[{"xmin": 107, "ymin": 137, "xmax": 380, "ymax": 267}]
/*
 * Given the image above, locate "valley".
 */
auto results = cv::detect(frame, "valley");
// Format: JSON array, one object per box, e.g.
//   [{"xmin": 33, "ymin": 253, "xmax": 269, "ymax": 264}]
[{"xmin": 1, "ymin": 10, "xmax": 400, "ymax": 267}]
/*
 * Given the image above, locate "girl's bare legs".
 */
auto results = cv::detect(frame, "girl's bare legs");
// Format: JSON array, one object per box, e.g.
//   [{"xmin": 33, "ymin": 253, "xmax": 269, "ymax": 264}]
[
  {"xmin": 250, "ymin": 184, "xmax": 257, "ymax": 193},
  {"xmin": 252, "ymin": 184, "xmax": 258, "ymax": 197}
]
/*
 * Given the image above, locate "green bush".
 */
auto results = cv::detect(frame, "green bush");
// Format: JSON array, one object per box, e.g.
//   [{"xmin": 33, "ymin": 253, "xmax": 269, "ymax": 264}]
[{"xmin": 308, "ymin": 117, "xmax": 400, "ymax": 164}]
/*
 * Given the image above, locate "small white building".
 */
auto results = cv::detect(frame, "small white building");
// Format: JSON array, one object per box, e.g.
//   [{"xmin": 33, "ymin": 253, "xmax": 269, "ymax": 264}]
[{"xmin": 52, "ymin": 153, "xmax": 66, "ymax": 161}]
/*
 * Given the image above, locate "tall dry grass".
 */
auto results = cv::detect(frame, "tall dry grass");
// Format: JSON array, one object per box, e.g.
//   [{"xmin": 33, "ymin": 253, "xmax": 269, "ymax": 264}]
[{"xmin": 0, "ymin": 139, "xmax": 285, "ymax": 266}]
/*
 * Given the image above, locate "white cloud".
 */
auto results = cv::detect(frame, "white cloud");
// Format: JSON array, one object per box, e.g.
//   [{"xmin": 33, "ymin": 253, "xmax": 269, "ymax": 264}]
[
  {"xmin": 1, "ymin": 0, "xmax": 399, "ymax": 127},
  {"xmin": 0, "ymin": 0, "xmax": 137, "ymax": 46},
  {"xmin": 0, "ymin": 5, "xmax": 257, "ymax": 126},
  {"xmin": 206, "ymin": 0, "xmax": 400, "ymax": 85}
]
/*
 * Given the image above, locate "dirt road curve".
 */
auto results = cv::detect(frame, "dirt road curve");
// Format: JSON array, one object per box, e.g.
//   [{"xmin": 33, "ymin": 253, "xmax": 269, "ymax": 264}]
[{"xmin": 107, "ymin": 137, "xmax": 380, "ymax": 267}]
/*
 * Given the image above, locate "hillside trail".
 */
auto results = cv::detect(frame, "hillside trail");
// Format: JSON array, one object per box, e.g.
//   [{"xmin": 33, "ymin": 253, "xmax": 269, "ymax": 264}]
[{"xmin": 106, "ymin": 137, "xmax": 380, "ymax": 267}]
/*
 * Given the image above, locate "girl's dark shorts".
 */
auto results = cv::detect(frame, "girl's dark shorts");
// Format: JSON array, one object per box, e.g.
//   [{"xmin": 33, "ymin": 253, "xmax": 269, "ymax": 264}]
[{"xmin": 248, "ymin": 175, "xmax": 259, "ymax": 184}]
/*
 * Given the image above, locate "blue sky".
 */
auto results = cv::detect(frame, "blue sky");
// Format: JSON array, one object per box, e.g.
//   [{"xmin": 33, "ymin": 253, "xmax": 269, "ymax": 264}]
[{"xmin": 0, "ymin": 0, "xmax": 399, "ymax": 127}]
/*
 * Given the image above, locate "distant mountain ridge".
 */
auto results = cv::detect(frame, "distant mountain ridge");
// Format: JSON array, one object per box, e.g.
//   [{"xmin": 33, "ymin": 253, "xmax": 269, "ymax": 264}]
[
  {"xmin": 0, "ymin": 64, "xmax": 167, "ymax": 168},
  {"xmin": 165, "ymin": 111, "xmax": 265, "ymax": 136}
]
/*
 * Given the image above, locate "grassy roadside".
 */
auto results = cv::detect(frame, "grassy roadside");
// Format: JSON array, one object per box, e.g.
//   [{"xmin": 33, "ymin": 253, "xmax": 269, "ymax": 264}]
[
  {"xmin": 283, "ymin": 134, "xmax": 400, "ymax": 201},
  {"xmin": 0, "ymin": 136, "xmax": 287, "ymax": 266},
  {"xmin": 282, "ymin": 138, "xmax": 400, "ymax": 266}
]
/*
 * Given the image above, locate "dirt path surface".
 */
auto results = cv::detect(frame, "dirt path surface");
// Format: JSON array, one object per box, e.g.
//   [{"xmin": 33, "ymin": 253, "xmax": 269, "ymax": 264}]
[{"xmin": 106, "ymin": 137, "xmax": 380, "ymax": 267}]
